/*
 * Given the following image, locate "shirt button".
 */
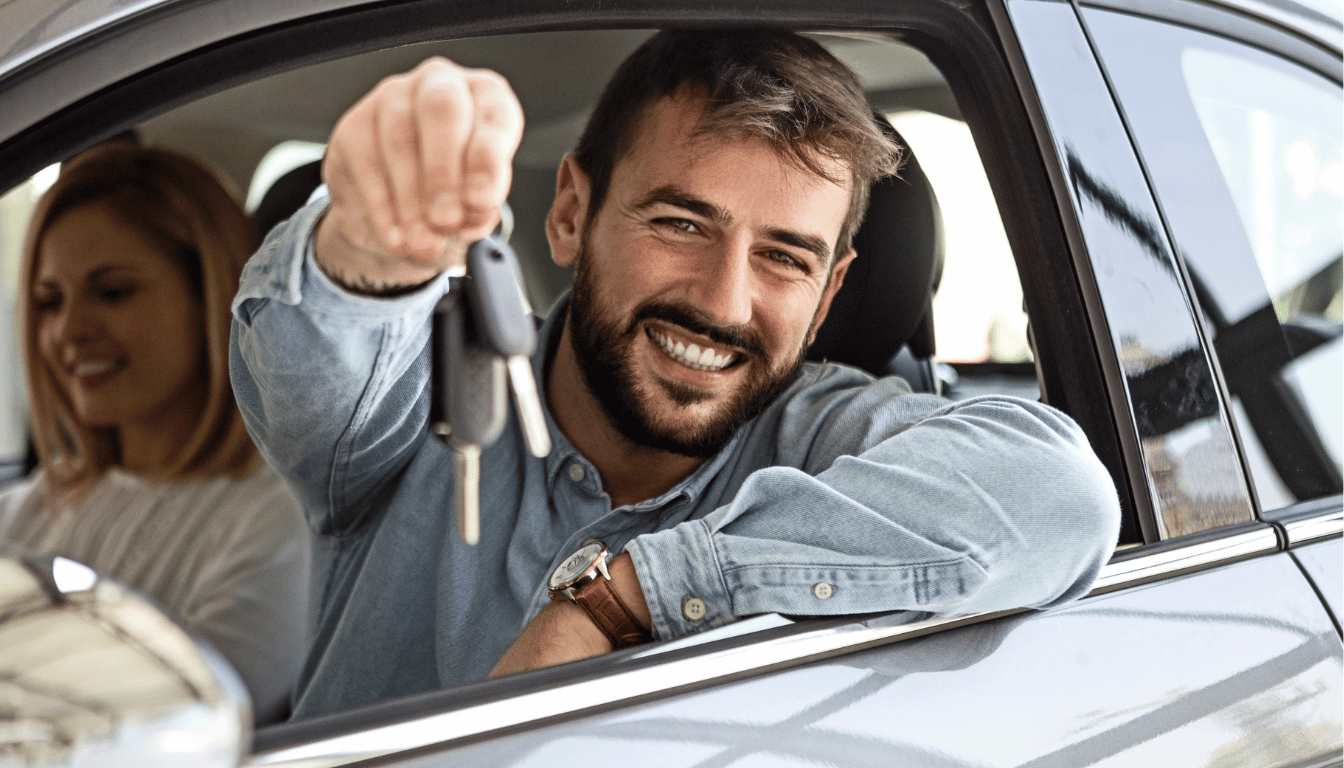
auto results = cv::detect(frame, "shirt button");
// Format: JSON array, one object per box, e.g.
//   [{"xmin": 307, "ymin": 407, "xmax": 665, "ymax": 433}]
[
  {"xmin": 812, "ymin": 582, "xmax": 834, "ymax": 600},
  {"xmin": 567, "ymin": 463, "xmax": 585, "ymax": 483},
  {"xmin": 682, "ymin": 596, "xmax": 707, "ymax": 621}
]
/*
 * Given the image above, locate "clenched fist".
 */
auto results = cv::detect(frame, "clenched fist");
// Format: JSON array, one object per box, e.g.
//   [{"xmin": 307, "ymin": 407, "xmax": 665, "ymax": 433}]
[{"xmin": 314, "ymin": 57, "xmax": 524, "ymax": 295}]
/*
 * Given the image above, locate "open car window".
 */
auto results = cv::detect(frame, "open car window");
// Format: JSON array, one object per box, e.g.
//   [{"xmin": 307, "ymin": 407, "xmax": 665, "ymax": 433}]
[{"xmin": 0, "ymin": 24, "xmax": 1069, "ymax": 729}]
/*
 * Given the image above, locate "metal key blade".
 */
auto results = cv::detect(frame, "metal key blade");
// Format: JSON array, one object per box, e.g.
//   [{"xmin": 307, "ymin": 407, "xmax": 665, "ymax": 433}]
[
  {"xmin": 506, "ymin": 355, "xmax": 551, "ymax": 457},
  {"xmin": 455, "ymin": 444, "xmax": 482, "ymax": 545}
]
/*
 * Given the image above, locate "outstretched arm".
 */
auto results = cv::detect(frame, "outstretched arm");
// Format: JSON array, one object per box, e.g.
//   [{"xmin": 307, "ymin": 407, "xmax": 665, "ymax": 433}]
[{"xmin": 231, "ymin": 57, "xmax": 523, "ymax": 533}]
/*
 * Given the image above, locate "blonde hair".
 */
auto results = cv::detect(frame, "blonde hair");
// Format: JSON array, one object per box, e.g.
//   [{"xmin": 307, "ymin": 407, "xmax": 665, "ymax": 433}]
[{"xmin": 20, "ymin": 144, "xmax": 260, "ymax": 498}]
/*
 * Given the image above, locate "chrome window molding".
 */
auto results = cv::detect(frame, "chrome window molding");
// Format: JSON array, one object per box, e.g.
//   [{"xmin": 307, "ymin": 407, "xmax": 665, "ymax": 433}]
[
  {"xmin": 245, "ymin": 611, "xmax": 1006, "ymax": 768},
  {"xmin": 1278, "ymin": 509, "xmax": 1344, "ymax": 547},
  {"xmin": 1089, "ymin": 524, "xmax": 1280, "ymax": 593},
  {"xmin": 245, "ymin": 524, "xmax": 1282, "ymax": 768},
  {"xmin": 1201, "ymin": 0, "xmax": 1342, "ymax": 56},
  {"xmin": 1263, "ymin": 496, "xmax": 1344, "ymax": 547},
  {"xmin": 1075, "ymin": 0, "xmax": 1341, "ymax": 110}
]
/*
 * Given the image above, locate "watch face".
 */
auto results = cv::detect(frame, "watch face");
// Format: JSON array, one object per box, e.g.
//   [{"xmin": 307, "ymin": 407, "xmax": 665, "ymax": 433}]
[{"xmin": 549, "ymin": 541, "xmax": 606, "ymax": 590}]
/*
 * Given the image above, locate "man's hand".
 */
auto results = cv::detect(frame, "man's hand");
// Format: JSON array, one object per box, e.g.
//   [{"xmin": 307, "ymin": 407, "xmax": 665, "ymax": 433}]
[
  {"xmin": 489, "ymin": 554, "xmax": 652, "ymax": 677},
  {"xmin": 315, "ymin": 57, "xmax": 524, "ymax": 295}
]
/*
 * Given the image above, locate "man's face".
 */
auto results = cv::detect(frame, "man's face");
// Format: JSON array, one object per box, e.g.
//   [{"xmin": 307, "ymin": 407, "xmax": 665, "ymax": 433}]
[{"xmin": 561, "ymin": 95, "xmax": 854, "ymax": 457}]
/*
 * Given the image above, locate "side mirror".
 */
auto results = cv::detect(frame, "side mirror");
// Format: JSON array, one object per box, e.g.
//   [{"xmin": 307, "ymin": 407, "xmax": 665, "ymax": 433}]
[{"xmin": 0, "ymin": 545, "xmax": 250, "ymax": 767}]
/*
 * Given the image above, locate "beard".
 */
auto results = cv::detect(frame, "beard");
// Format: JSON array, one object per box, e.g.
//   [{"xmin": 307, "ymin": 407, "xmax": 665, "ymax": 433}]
[{"xmin": 567, "ymin": 242, "xmax": 810, "ymax": 459}]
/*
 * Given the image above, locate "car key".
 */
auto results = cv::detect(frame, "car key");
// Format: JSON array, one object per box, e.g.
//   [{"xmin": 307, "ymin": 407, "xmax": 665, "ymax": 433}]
[
  {"xmin": 463, "ymin": 238, "xmax": 552, "ymax": 460},
  {"xmin": 430, "ymin": 280, "xmax": 507, "ymax": 545},
  {"xmin": 430, "ymin": 230, "xmax": 550, "ymax": 544}
]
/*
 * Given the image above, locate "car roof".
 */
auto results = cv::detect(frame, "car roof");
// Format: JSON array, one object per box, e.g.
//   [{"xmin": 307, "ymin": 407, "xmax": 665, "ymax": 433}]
[{"xmin": 2, "ymin": 0, "xmax": 1337, "ymax": 90}]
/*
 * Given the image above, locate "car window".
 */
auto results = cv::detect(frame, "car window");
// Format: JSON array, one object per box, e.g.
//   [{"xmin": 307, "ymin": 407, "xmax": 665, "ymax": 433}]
[
  {"xmin": 889, "ymin": 109, "xmax": 1040, "ymax": 402},
  {"xmin": 0, "ymin": 24, "xmax": 1104, "ymax": 734},
  {"xmin": 1084, "ymin": 7, "xmax": 1343, "ymax": 513}
]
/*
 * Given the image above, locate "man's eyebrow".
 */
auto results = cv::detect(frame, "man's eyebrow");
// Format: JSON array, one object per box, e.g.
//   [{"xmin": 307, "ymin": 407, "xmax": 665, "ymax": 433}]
[
  {"xmin": 635, "ymin": 184, "xmax": 833, "ymax": 268},
  {"xmin": 766, "ymin": 228, "xmax": 832, "ymax": 268},
  {"xmin": 633, "ymin": 185, "xmax": 729, "ymax": 224}
]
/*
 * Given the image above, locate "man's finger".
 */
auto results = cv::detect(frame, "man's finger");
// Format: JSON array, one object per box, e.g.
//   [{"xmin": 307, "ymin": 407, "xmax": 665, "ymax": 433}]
[
  {"xmin": 415, "ymin": 59, "xmax": 476, "ymax": 231},
  {"xmin": 372, "ymin": 74, "xmax": 424, "ymax": 253},
  {"xmin": 327, "ymin": 100, "xmax": 400, "ymax": 255},
  {"xmin": 459, "ymin": 70, "xmax": 524, "ymax": 230}
]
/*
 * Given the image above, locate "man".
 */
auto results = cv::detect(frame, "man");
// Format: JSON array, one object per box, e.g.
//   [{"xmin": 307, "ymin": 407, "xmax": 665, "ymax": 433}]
[{"xmin": 231, "ymin": 30, "xmax": 1120, "ymax": 719}]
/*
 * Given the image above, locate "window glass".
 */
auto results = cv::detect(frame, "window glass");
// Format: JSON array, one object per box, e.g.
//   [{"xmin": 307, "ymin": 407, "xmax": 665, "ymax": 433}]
[
  {"xmin": 1184, "ymin": 49, "xmax": 1341, "ymax": 321},
  {"xmin": 0, "ymin": 169, "xmax": 51, "ymax": 472},
  {"xmin": 1085, "ymin": 7, "xmax": 1343, "ymax": 511}
]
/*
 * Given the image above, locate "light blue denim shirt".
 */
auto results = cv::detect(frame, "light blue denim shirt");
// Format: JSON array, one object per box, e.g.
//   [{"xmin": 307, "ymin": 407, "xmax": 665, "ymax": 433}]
[{"xmin": 231, "ymin": 201, "xmax": 1120, "ymax": 719}]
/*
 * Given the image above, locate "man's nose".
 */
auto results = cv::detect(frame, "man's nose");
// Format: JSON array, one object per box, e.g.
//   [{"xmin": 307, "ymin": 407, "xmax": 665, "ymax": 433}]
[{"xmin": 692, "ymin": 238, "xmax": 753, "ymax": 328}]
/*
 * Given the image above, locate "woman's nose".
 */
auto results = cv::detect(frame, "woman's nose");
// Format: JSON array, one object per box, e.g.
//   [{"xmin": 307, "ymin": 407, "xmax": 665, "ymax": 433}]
[{"xmin": 47, "ymin": 299, "xmax": 98, "ymax": 344}]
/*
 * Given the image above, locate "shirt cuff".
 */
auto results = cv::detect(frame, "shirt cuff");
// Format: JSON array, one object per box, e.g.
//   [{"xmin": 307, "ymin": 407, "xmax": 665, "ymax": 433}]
[
  {"xmin": 233, "ymin": 197, "xmax": 452, "ymax": 323},
  {"xmin": 624, "ymin": 519, "xmax": 735, "ymax": 640}
]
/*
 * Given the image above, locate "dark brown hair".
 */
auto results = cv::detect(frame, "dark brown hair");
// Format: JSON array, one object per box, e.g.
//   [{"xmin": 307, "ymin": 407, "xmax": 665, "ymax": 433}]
[
  {"xmin": 574, "ymin": 29, "xmax": 904, "ymax": 257},
  {"xmin": 21, "ymin": 144, "xmax": 260, "ymax": 499}
]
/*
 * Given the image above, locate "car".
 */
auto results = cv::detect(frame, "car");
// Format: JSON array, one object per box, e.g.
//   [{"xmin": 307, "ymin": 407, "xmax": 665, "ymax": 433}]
[{"xmin": 0, "ymin": 0, "xmax": 1339, "ymax": 766}]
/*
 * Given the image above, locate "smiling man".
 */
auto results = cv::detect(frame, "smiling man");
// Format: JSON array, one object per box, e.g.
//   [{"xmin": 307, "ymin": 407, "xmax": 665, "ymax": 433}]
[{"xmin": 231, "ymin": 30, "xmax": 1120, "ymax": 718}]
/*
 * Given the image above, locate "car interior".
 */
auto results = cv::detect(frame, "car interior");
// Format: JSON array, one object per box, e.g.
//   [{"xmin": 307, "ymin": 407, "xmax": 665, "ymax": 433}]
[
  {"xmin": 0, "ymin": 29, "xmax": 1041, "ymax": 482},
  {"xmin": 0, "ymin": 28, "xmax": 1072, "ymax": 735}
]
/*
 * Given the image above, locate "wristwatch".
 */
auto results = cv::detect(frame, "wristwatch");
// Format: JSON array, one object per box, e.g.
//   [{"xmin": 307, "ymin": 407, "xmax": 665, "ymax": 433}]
[{"xmin": 547, "ymin": 540, "xmax": 651, "ymax": 649}]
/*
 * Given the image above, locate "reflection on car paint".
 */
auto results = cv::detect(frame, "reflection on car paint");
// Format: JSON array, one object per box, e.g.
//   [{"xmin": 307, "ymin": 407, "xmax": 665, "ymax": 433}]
[{"xmin": 413, "ymin": 554, "xmax": 1341, "ymax": 768}]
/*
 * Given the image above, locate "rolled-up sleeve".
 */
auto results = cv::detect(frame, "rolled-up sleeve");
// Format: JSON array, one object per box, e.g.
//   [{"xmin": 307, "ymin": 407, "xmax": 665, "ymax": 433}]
[{"xmin": 626, "ymin": 371, "xmax": 1120, "ymax": 640}]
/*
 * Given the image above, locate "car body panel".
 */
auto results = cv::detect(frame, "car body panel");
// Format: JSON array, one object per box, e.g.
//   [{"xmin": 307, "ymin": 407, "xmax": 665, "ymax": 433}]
[
  {"xmin": 302, "ymin": 553, "xmax": 1342, "ymax": 767},
  {"xmin": 1294, "ymin": 540, "xmax": 1343, "ymax": 632}
]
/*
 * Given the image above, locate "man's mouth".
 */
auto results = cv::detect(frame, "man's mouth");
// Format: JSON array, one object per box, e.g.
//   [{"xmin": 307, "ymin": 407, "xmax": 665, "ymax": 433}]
[{"xmin": 646, "ymin": 327, "xmax": 738, "ymax": 372}]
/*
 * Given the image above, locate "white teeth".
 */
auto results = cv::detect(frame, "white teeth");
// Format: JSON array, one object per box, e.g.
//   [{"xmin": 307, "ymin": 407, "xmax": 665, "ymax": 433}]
[
  {"xmin": 648, "ymin": 329, "xmax": 735, "ymax": 372},
  {"xmin": 73, "ymin": 360, "xmax": 117, "ymax": 377}
]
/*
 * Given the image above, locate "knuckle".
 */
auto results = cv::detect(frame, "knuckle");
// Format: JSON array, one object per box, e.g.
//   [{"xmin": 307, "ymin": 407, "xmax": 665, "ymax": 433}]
[
  {"xmin": 416, "ymin": 55, "xmax": 457, "ymax": 74},
  {"xmin": 466, "ymin": 67, "xmax": 509, "ymax": 91}
]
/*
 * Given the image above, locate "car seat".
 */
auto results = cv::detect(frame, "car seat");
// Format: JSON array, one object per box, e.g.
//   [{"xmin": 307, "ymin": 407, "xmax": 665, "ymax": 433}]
[
  {"xmin": 252, "ymin": 159, "xmax": 324, "ymax": 241},
  {"xmin": 806, "ymin": 117, "xmax": 946, "ymax": 394}
]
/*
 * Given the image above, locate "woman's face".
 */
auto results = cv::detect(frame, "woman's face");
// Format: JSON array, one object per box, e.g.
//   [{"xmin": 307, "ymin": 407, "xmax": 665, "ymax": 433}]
[{"xmin": 34, "ymin": 202, "xmax": 208, "ymax": 438}]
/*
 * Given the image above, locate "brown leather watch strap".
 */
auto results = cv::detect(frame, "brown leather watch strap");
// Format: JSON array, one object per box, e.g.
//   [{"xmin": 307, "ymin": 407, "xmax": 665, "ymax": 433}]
[{"xmin": 566, "ymin": 574, "xmax": 651, "ymax": 649}]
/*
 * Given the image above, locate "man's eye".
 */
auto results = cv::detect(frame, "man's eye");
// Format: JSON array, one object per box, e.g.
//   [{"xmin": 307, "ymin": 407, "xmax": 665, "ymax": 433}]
[
  {"xmin": 33, "ymin": 294, "xmax": 61, "ymax": 313},
  {"xmin": 656, "ymin": 218, "xmax": 700, "ymax": 234},
  {"xmin": 765, "ymin": 250, "xmax": 804, "ymax": 270}
]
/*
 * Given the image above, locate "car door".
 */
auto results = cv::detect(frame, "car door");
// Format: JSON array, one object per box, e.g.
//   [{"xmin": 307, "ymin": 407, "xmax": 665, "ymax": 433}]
[{"xmin": 241, "ymin": 0, "xmax": 1341, "ymax": 765}]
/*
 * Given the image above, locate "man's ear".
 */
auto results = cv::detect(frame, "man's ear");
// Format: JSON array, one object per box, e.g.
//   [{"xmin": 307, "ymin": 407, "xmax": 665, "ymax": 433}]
[
  {"xmin": 547, "ymin": 154, "xmax": 591, "ymax": 269},
  {"xmin": 807, "ymin": 249, "xmax": 857, "ymax": 345}
]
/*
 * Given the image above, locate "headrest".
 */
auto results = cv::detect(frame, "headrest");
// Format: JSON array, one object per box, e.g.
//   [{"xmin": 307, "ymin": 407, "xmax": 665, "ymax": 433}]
[
  {"xmin": 252, "ymin": 159, "xmax": 324, "ymax": 241},
  {"xmin": 807, "ymin": 118, "xmax": 945, "ymax": 376}
]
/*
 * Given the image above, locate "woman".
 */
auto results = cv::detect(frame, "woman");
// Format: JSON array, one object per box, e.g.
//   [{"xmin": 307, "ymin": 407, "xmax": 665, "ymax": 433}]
[{"xmin": 0, "ymin": 143, "xmax": 310, "ymax": 725}]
